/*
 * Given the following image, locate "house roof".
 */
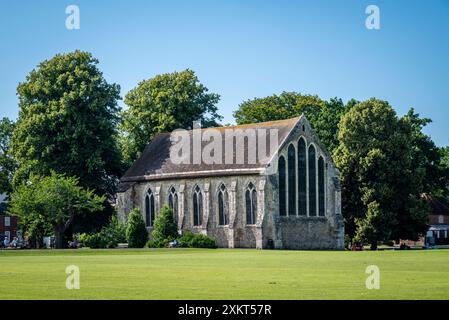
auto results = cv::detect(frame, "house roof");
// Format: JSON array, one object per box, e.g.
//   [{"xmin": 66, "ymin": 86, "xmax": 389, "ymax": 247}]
[
  {"xmin": 120, "ymin": 117, "xmax": 301, "ymax": 184},
  {"xmin": 423, "ymin": 194, "xmax": 449, "ymax": 216}
]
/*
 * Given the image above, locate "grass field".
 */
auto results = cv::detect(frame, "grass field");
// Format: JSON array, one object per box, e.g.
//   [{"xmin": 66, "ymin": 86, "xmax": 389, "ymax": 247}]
[{"xmin": 0, "ymin": 248, "xmax": 448, "ymax": 300}]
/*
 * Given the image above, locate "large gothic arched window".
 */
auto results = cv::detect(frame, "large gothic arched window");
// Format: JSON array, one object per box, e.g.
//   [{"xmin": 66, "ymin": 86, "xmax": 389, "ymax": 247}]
[
  {"xmin": 288, "ymin": 144, "xmax": 296, "ymax": 216},
  {"xmin": 308, "ymin": 145, "xmax": 317, "ymax": 216},
  {"xmin": 245, "ymin": 182, "xmax": 257, "ymax": 224},
  {"xmin": 318, "ymin": 156, "xmax": 325, "ymax": 216},
  {"xmin": 145, "ymin": 188, "xmax": 155, "ymax": 227},
  {"xmin": 278, "ymin": 156, "xmax": 286, "ymax": 216},
  {"xmin": 297, "ymin": 137, "xmax": 307, "ymax": 215},
  {"xmin": 218, "ymin": 184, "xmax": 229, "ymax": 225},
  {"xmin": 193, "ymin": 185, "xmax": 203, "ymax": 226},
  {"xmin": 168, "ymin": 186, "xmax": 178, "ymax": 223}
]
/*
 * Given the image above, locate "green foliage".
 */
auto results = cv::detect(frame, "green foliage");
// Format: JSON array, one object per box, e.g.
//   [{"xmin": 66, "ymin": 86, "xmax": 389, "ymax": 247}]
[
  {"xmin": 151, "ymin": 205, "xmax": 178, "ymax": 246},
  {"xmin": 11, "ymin": 51, "xmax": 123, "ymax": 197},
  {"xmin": 334, "ymin": 98, "xmax": 428, "ymax": 247},
  {"xmin": 402, "ymin": 108, "xmax": 449, "ymax": 197},
  {"xmin": 178, "ymin": 232, "xmax": 217, "ymax": 249},
  {"xmin": 8, "ymin": 171, "xmax": 105, "ymax": 248},
  {"xmin": 233, "ymin": 92, "xmax": 353, "ymax": 153},
  {"xmin": 125, "ymin": 208, "xmax": 148, "ymax": 248},
  {"xmin": 119, "ymin": 69, "xmax": 222, "ymax": 165},
  {"xmin": 146, "ymin": 238, "xmax": 173, "ymax": 248},
  {"xmin": 79, "ymin": 215, "xmax": 126, "ymax": 248},
  {"xmin": 0, "ymin": 117, "xmax": 16, "ymax": 195}
]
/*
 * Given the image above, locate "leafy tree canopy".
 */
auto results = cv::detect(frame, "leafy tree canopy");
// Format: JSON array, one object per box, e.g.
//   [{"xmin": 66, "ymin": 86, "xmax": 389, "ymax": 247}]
[
  {"xmin": 120, "ymin": 69, "xmax": 222, "ymax": 166},
  {"xmin": 0, "ymin": 117, "xmax": 16, "ymax": 195},
  {"xmin": 8, "ymin": 171, "xmax": 105, "ymax": 248},
  {"xmin": 401, "ymin": 108, "xmax": 449, "ymax": 197},
  {"xmin": 333, "ymin": 98, "xmax": 428, "ymax": 248},
  {"xmin": 11, "ymin": 50, "xmax": 123, "ymax": 197},
  {"xmin": 233, "ymin": 92, "xmax": 354, "ymax": 153}
]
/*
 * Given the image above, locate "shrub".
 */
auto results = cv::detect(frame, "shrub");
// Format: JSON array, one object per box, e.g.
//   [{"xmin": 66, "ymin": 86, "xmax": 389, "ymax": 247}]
[
  {"xmin": 146, "ymin": 237, "xmax": 174, "ymax": 248},
  {"xmin": 126, "ymin": 208, "xmax": 148, "ymax": 248},
  {"xmin": 178, "ymin": 232, "xmax": 217, "ymax": 249},
  {"xmin": 79, "ymin": 215, "xmax": 126, "ymax": 248},
  {"xmin": 151, "ymin": 205, "xmax": 178, "ymax": 245}
]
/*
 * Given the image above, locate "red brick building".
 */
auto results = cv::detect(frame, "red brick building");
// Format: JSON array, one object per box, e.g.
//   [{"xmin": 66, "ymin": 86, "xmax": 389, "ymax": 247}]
[{"xmin": 0, "ymin": 215, "xmax": 19, "ymax": 240}]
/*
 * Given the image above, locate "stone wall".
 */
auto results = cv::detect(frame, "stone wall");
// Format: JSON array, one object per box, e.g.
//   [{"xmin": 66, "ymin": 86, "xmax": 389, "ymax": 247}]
[{"xmin": 117, "ymin": 174, "xmax": 266, "ymax": 248}]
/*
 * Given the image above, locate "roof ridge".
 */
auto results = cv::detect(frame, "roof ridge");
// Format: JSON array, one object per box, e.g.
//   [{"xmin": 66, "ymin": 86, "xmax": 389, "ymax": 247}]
[{"xmin": 150, "ymin": 116, "xmax": 301, "ymax": 137}]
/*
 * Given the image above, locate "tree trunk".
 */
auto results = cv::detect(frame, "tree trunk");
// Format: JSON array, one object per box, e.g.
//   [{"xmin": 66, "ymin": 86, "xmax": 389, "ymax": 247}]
[
  {"xmin": 370, "ymin": 241, "xmax": 378, "ymax": 251},
  {"xmin": 54, "ymin": 228, "xmax": 65, "ymax": 249}
]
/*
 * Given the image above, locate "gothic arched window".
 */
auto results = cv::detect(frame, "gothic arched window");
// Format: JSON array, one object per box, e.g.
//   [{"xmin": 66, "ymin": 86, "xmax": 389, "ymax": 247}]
[
  {"xmin": 218, "ymin": 183, "xmax": 229, "ymax": 225},
  {"xmin": 297, "ymin": 137, "xmax": 307, "ymax": 215},
  {"xmin": 278, "ymin": 156, "xmax": 286, "ymax": 216},
  {"xmin": 308, "ymin": 145, "xmax": 317, "ymax": 216},
  {"xmin": 145, "ymin": 188, "xmax": 155, "ymax": 227},
  {"xmin": 245, "ymin": 182, "xmax": 257, "ymax": 225},
  {"xmin": 318, "ymin": 156, "xmax": 325, "ymax": 216},
  {"xmin": 288, "ymin": 144, "xmax": 296, "ymax": 216},
  {"xmin": 193, "ymin": 185, "xmax": 203, "ymax": 226},
  {"xmin": 168, "ymin": 186, "xmax": 178, "ymax": 223}
]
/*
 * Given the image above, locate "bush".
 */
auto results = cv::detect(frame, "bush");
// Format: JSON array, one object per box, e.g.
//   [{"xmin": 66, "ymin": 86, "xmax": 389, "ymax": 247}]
[
  {"xmin": 146, "ymin": 237, "xmax": 174, "ymax": 248},
  {"xmin": 79, "ymin": 215, "xmax": 126, "ymax": 248},
  {"xmin": 126, "ymin": 208, "xmax": 148, "ymax": 248},
  {"xmin": 151, "ymin": 205, "xmax": 178, "ymax": 245},
  {"xmin": 178, "ymin": 232, "xmax": 217, "ymax": 249}
]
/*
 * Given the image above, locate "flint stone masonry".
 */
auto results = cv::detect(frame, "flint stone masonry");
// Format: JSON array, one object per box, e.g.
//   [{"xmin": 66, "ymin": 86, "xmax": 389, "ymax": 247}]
[{"xmin": 116, "ymin": 116, "xmax": 344, "ymax": 250}]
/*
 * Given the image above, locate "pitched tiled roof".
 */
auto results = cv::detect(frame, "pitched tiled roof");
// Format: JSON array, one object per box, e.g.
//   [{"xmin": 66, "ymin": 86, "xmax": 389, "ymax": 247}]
[{"xmin": 120, "ymin": 117, "xmax": 300, "ymax": 184}]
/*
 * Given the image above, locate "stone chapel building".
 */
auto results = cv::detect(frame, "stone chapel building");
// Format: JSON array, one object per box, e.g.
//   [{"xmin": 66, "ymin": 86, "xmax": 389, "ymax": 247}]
[{"xmin": 116, "ymin": 115, "xmax": 344, "ymax": 250}]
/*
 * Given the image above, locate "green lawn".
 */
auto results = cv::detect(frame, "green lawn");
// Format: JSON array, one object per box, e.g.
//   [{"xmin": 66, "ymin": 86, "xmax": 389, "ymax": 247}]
[{"xmin": 0, "ymin": 248, "xmax": 448, "ymax": 300}]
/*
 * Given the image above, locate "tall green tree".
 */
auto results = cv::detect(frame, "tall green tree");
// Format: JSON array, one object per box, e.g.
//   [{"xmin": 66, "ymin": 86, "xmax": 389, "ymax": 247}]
[
  {"xmin": 402, "ymin": 108, "xmax": 449, "ymax": 197},
  {"xmin": 11, "ymin": 51, "xmax": 123, "ymax": 197},
  {"xmin": 8, "ymin": 172, "xmax": 105, "ymax": 248},
  {"xmin": 120, "ymin": 69, "xmax": 222, "ymax": 166},
  {"xmin": 233, "ymin": 92, "xmax": 354, "ymax": 153},
  {"xmin": 440, "ymin": 146, "xmax": 449, "ymax": 198},
  {"xmin": 0, "ymin": 117, "xmax": 16, "ymax": 196},
  {"xmin": 334, "ymin": 98, "xmax": 428, "ymax": 249}
]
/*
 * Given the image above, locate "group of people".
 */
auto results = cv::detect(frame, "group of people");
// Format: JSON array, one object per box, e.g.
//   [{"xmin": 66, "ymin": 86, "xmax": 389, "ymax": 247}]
[{"xmin": 2, "ymin": 236, "xmax": 19, "ymax": 249}]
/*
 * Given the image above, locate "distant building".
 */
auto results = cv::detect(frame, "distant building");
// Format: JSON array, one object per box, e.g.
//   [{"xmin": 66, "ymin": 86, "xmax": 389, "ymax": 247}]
[
  {"xmin": 0, "ymin": 193, "xmax": 19, "ymax": 240},
  {"xmin": 423, "ymin": 195, "xmax": 449, "ymax": 246}
]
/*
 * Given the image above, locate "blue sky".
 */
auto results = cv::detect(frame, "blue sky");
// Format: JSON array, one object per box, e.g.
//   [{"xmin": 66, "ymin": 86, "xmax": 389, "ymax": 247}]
[{"xmin": 1, "ymin": 0, "xmax": 448, "ymax": 146}]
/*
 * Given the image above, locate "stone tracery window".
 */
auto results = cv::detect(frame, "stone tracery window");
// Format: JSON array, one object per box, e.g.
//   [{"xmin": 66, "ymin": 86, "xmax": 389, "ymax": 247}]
[
  {"xmin": 278, "ymin": 156, "xmax": 286, "ymax": 216},
  {"xmin": 168, "ymin": 186, "xmax": 178, "ymax": 223},
  {"xmin": 288, "ymin": 144, "xmax": 297, "ymax": 216},
  {"xmin": 193, "ymin": 185, "xmax": 203, "ymax": 226},
  {"xmin": 308, "ymin": 145, "xmax": 317, "ymax": 216},
  {"xmin": 318, "ymin": 156, "xmax": 325, "ymax": 216},
  {"xmin": 297, "ymin": 137, "xmax": 307, "ymax": 215},
  {"xmin": 245, "ymin": 182, "xmax": 257, "ymax": 225},
  {"xmin": 218, "ymin": 183, "xmax": 229, "ymax": 225},
  {"xmin": 145, "ymin": 188, "xmax": 155, "ymax": 227}
]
